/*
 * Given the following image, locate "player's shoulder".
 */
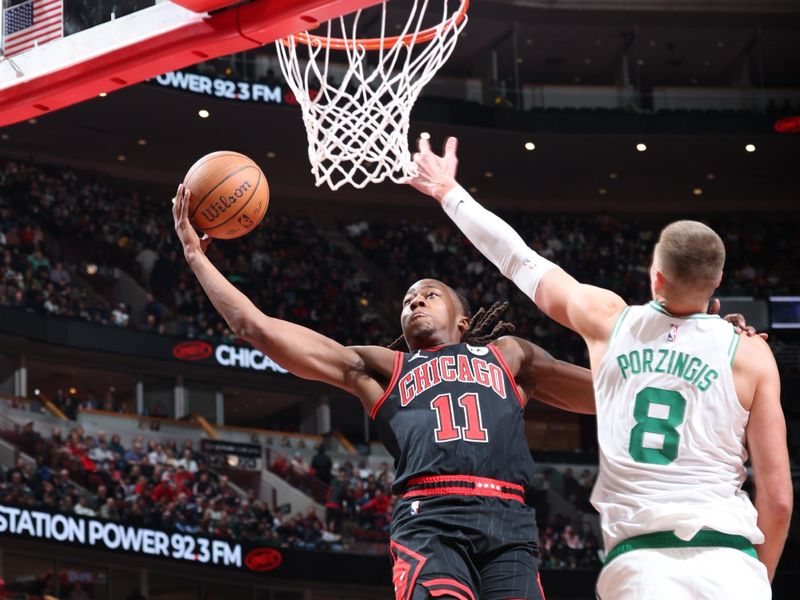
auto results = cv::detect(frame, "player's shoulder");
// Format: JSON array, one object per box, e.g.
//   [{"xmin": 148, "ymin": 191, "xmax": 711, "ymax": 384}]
[
  {"xmin": 491, "ymin": 335, "xmax": 547, "ymax": 372},
  {"xmin": 347, "ymin": 345, "xmax": 400, "ymax": 377},
  {"xmin": 732, "ymin": 333, "xmax": 776, "ymax": 374}
]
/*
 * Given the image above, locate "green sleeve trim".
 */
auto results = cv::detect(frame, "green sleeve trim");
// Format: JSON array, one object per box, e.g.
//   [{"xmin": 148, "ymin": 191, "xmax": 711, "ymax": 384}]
[
  {"xmin": 729, "ymin": 331, "xmax": 742, "ymax": 366},
  {"xmin": 609, "ymin": 306, "xmax": 631, "ymax": 345}
]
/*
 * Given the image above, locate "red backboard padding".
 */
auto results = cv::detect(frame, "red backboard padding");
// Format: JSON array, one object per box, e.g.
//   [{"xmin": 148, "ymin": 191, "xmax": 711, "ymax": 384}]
[
  {"xmin": 171, "ymin": 0, "xmax": 243, "ymax": 12},
  {"xmin": 0, "ymin": 0, "xmax": 380, "ymax": 127}
]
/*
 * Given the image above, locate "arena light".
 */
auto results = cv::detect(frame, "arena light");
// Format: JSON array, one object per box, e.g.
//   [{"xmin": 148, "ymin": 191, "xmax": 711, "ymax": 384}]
[
  {"xmin": 484, "ymin": 171, "xmax": 494, "ymax": 178},
  {"xmin": 636, "ymin": 143, "xmax": 647, "ymax": 152},
  {"xmin": 745, "ymin": 143, "xmax": 756, "ymax": 153},
  {"xmin": 1, "ymin": 133, "xmax": 8, "ymax": 140},
  {"xmin": 86, "ymin": 264, "xmax": 98, "ymax": 275},
  {"xmin": 198, "ymin": 109, "xmax": 210, "ymax": 119},
  {"xmin": 524, "ymin": 142, "xmax": 535, "ymax": 151},
  {"xmin": 468, "ymin": 186, "xmax": 478, "ymax": 194},
  {"xmin": 706, "ymin": 173, "xmax": 716, "ymax": 180},
  {"xmin": 692, "ymin": 188, "xmax": 703, "ymax": 196},
  {"xmin": 598, "ymin": 188, "xmax": 607, "ymax": 195},
  {"xmin": 117, "ymin": 155, "xmax": 126, "ymax": 162},
  {"xmin": 137, "ymin": 139, "xmax": 147, "ymax": 146},
  {"xmin": 98, "ymin": 92, "xmax": 108, "ymax": 97},
  {"xmin": 609, "ymin": 172, "xmax": 618, "ymax": 179},
  {"xmin": 419, "ymin": 131, "xmax": 431, "ymax": 140},
  {"xmin": 266, "ymin": 151, "xmax": 277, "ymax": 159}
]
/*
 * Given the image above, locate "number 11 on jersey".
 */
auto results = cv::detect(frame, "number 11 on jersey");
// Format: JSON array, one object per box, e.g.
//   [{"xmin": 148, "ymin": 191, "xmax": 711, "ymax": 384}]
[{"xmin": 431, "ymin": 393, "xmax": 489, "ymax": 443}]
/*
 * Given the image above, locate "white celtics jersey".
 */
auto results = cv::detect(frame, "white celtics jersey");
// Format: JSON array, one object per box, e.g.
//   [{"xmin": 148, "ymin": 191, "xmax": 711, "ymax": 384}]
[{"xmin": 591, "ymin": 301, "xmax": 763, "ymax": 551}]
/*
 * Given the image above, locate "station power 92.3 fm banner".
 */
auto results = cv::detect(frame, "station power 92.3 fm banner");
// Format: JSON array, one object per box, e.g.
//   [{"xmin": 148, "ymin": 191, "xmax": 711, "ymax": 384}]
[
  {"xmin": 0, "ymin": 503, "xmax": 390, "ymax": 583},
  {"xmin": 0, "ymin": 503, "xmax": 252, "ymax": 569}
]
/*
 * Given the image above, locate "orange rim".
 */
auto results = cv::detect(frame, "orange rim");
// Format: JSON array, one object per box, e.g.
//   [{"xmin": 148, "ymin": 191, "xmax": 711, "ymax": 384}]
[{"xmin": 282, "ymin": 0, "xmax": 469, "ymax": 51}]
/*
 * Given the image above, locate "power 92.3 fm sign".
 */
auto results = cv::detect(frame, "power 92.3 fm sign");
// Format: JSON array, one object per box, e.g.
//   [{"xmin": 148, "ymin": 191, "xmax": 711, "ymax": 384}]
[{"xmin": 0, "ymin": 504, "xmax": 282, "ymax": 574}]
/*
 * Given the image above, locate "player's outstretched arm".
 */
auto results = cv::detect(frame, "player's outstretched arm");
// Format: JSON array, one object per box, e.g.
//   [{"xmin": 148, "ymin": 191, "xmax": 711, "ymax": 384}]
[
  {"xmin": 495, "ymin": 336, "xmax": 595, "ymax": 414},
  {"xmin": 740, "ymin": 337, "xmax": 793, "ymax": 582},
  {"xmin": 172, "ymin": 185, "xmax": 394, "ymax": 411},
  {"xmin": 408, "ymin": 137, "xmax": 626, "ymax": 345}
]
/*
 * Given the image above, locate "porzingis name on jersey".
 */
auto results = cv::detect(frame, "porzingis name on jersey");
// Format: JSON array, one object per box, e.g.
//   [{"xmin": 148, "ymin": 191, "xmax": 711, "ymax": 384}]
[
  {"xmin": 399, "ymin": 355, "xmax": 507, "ymax": 407},
  {"xmin": 616, "ymin": 347, "xmax": 719, "ymax": 392}
]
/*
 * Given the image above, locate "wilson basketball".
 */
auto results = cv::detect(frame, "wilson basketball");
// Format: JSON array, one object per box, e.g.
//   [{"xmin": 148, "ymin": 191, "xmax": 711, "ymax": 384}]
[{"xmin": 183, "ymin": 151, "xmax": 269, "ymax": 239}]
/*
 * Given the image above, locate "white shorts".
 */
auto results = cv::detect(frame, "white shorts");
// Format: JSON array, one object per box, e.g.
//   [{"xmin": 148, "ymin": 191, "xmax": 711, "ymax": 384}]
[{"xmin": 596, "ymin": 547, "xmax": 771, "ymax": 600}]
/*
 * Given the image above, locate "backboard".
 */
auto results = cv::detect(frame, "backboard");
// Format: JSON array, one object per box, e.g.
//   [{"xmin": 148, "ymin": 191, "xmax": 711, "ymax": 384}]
[{"xmin": 0, "ymin": 0, "xmax": 381, "ymax": 127}]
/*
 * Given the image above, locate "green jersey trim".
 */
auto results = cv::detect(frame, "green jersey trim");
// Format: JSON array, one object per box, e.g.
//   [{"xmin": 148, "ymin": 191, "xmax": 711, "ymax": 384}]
[
  {"xmin": 729, "ymin": 331, "xmax": 742, "ymax": 366},
  {"xmin": 604, "ymin": 530, "xmax": 758, "ymax": 565},
  {"xmin": 648, "ymin": 300, "xmax": 718, "ymax": 320},
  {"xmin": 609, "ymin": 307, "xmax": 631, "ymax": 345}
]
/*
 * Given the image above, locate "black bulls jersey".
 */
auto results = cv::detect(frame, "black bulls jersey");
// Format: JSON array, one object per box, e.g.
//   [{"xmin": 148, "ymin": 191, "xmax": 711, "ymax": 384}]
[{"xmin": 371, "ymin": 343, "xmax": 537, "ymax": 494}]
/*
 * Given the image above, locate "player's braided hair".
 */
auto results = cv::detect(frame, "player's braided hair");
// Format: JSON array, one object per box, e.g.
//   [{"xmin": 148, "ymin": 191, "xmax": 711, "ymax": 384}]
[{"xmin": 388, "ymin": 288, "xmax": 515, "ymax": 351}]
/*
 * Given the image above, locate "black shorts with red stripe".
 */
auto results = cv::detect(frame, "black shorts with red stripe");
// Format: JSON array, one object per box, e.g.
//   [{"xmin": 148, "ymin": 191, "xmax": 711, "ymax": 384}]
[{"xmin": 390, "ymin": 477, "xmax": 545, "ymax": 600}]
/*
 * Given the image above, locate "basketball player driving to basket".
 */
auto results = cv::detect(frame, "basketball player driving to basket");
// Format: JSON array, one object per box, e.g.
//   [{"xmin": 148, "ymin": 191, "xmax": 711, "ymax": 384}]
[
  {"xmin": 173, "ymin": 182, "xmax": 593, "ymax": 599},
  {"xmin": 408, "ymin": 137, "xmax": 792, "ymax": 599}
]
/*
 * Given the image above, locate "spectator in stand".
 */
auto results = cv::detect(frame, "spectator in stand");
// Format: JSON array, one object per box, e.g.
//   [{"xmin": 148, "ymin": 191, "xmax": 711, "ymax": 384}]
[
  {"xmin": 67, "ymin": 581, "xmax": 90, "ymax": 600},
  {"xmin": 27, "ymin": 247, "xmax": 50, "ymax": 273},
  {"xmin": 562, "ymin": 467, "xmax": 579, "ymax": 504},
  {"xmin": 74, "ymin": 496, "xmax": 96, "ymax": 517},
  {"xmin": 147, "ymin": 443, "xmax": 168, "ymax": 465},
  {"xmin": 89, "ymin": 440, "xmax": 114, "ymax": 466},
  {"xmin": 109, "ymin": 433, "xmax": 125, "ymax": 456},
  {"xmin": 124, "ymin": 441, "xmax": 145, "ymax": 464},
  {"xmin": 356, "ymin": 460, "xmax": 372, "ymax": 482},
  {"xmin": 177, "ymin": 448, "xmax": 198, "ymax": 473},
  {"xmin": 151, "ymin": 474, "xmax": 177, "ymax": 504},
  {"xmin": 49, "ymin": 261, "xmax": 71, "ymax": 290},
  {"xmin": 81, "ymin": 390, "xmax": 98, "ymax": 410},
  {"xmin": 325, "ymin": 468, "xmax": 351, "ymax": 534},
  {"xmin": 289, "ymin": 452, "xmax": 307, "ymax": 477},
  {"xmin": 1, "ymin": 471, "xmax": 32, "ymax": 504},
  {"xmin": 310, "ymin": 444, "xmax": 332, "ymax": 486},
  {"xmin": 215, "ymin": 475, "xmax": 238, "ymax": 509},
  {"xmin": 136, "ymin": 247, "xmax": 160, "ymax": 282},
  {"xmin": 193, "ymin": 472, "xmax": 216, "ymax": 498},
  {"xmin": 99, "ymin": 497, "xmax": 119, "ymax": 520},
  {"xmin": 112, "ymin": 302, "xmax": 130, "ymax": 327},
  {"xmin": 358, "ymin": 488, "xmax": 390, "ymax": 526}
]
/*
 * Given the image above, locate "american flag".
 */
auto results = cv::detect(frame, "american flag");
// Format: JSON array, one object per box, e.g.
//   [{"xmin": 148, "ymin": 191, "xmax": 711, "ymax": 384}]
[{"xmin": 2, "ymin": 0, "xmax": 63, "ymax": 57}]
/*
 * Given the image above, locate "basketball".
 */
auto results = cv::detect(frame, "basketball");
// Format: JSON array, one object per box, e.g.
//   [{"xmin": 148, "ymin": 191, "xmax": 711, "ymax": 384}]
[{"xmin": 182, "ymin": 151, "xmax": 269, "ymax": 240}]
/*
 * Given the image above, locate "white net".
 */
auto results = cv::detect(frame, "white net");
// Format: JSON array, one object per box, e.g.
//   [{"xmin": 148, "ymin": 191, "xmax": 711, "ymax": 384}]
[{"xmin": 276, "ymin": 1, "xmax": 468, "ymax": 190}]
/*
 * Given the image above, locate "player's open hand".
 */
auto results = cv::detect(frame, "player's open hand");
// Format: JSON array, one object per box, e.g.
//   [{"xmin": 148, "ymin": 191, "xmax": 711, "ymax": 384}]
[
  {"xmin": 172, "ymin": 184, "xmax": 212, "ymax": 259},
  {"xmin": 708, "ymin": 298, "xmax": 768, "ymax": 340},
  {"xmin": 407, "ymin": 136, "xmax": 460, "ymax": 203}
]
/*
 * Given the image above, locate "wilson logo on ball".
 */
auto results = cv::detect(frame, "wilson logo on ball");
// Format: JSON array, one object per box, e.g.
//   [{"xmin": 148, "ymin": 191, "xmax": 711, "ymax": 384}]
[
  {"xmin": 199, "ymin": 179, "xmax": 252, "ymax": 222},
  {"xmin": 172, "ymin": 341, "xmax": 213, "ymax": 361},
  {"xmin": 244, "ymin": 548, "xmax": 283, "ymax": 572}
]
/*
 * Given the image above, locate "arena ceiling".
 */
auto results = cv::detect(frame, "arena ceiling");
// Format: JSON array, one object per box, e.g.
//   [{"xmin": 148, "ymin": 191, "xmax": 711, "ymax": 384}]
[
  {"xmin": 337, "ymin": 0, "xmax": 800, "ymax": 86},
  {"xmin": 0, "ymin": 82, "xmax": 797, "ymax": 215},
  {"xmin": 0, "ymin": 2, "xmax": 798, "ymax": 214}
]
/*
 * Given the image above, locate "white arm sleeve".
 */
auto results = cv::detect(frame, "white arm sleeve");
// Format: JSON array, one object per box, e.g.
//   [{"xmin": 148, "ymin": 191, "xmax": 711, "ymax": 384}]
[{"xmin": 441, "ymin": 185, "xmax": 557, "ymax": 303}]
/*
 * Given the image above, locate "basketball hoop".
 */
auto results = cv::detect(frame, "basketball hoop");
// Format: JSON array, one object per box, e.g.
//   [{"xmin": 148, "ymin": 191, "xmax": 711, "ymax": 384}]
[{"xmin": 276, "ymin": 1, "xmax": 469, "ymax": 190}]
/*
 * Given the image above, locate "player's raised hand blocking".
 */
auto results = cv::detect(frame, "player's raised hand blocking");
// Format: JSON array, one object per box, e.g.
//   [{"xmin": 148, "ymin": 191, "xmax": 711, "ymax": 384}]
[
  {"xmin": 408, "ymin": 136, "xmax": 460, "ymax": 202},
  {"xmin": 172, "ymin": 184, "xmax": 212, "ymax": 258}
]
